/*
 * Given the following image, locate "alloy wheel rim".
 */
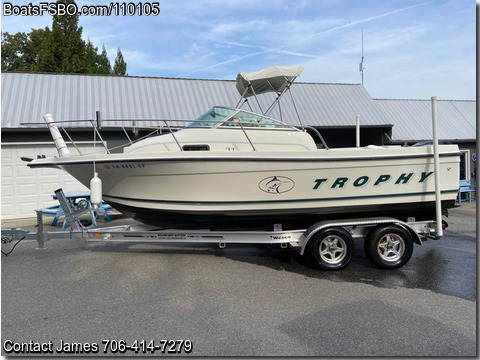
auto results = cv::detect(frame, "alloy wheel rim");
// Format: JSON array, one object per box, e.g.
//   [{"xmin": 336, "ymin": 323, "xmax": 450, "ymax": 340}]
[
  {"xmin": 319, "ymin": 235, "xmax": 347, "ymax": 264},
  {"xmin": 377, "ymin": 233, "xmax": 405, "ymax": 262}
]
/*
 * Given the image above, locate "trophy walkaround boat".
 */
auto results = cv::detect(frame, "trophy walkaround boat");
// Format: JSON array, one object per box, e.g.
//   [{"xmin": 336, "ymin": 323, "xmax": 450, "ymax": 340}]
[
  {"xmin": 27, "ymin": 65, "xmax": 460, "ymax": 230},
  {"xmin": 22, "ymin": 65, "xmax": 461, "ymax": 270}
]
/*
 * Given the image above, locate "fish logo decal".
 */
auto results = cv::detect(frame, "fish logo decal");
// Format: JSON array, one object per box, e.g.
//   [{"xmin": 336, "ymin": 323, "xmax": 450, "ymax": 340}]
[{"xmin": 259, "ymin": 176, "xmax": 295, "ymax": 194}]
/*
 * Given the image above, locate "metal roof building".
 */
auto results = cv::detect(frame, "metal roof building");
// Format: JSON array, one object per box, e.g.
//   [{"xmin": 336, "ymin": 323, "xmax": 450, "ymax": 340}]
[
  {"xmin": 374, "ymin": 98, "xmax": 476, "ymax": 142},
  {"xmin": 3, "ymin": 72, "xmax": 475, "ymax": 144},
  {"xmin": 1, "ymin": 72, "xmax": 390, "ymax": 129},
  {"xmin": 1, "ymin": 72, "xmax": 476, "ymax": 220}
]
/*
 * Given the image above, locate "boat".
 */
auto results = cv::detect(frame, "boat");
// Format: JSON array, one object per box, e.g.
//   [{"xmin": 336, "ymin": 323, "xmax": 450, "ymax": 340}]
[{"xmin": 26, "ymin": 66, "xmax": 461, "ymax": 230}]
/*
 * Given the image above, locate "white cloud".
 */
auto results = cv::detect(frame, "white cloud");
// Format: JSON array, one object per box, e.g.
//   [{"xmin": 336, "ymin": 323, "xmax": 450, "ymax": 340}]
[
  {"xmin": 0, "ymin": 0, "xmax": 474, "ymax": 99},
  {"xmin": 299, "ymin": 1, "xmax": 431, "ymax": 44}
]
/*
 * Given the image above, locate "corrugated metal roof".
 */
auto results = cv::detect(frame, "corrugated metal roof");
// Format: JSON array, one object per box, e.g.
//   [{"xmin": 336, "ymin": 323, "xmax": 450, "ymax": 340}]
[
  {"xmin": 3, "ymin": 73, "xmax": 475, "ymax": 142},
  {"xmin": 1, "ymin": 72, "xmax": 389, "ymax": 130},
  {"xmin": 374, "ymin": 99, "xmax": 476, "ymax": 141}
]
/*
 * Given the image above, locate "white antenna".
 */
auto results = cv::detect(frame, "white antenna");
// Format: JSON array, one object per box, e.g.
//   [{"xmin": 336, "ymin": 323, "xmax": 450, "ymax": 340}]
[{"xmin": 359, "ymin": 28, "xmax": 364, "ymax": 86}]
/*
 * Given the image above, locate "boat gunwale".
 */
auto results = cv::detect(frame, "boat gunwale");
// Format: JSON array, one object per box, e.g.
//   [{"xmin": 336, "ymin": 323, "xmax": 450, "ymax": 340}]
[{"xmin": 27, "ymin": 151, "xmax": 463, "ymax": 168}]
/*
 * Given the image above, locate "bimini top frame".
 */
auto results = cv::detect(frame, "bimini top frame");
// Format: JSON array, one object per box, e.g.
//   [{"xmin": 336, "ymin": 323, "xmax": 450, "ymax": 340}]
[
  {"xmin": 236, "ymin": 65, "xmax": 304, "ymax": 98},
  {"xmin": 234, "ymin": 65, "xmax": 329, "ymax": 149},
  {"xmin": 235, "ymin": 65, "xmax": 304, "ymax": 121}
]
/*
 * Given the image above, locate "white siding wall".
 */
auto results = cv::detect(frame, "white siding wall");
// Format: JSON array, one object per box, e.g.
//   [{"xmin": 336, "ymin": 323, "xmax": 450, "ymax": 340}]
[{"xmin": 1, "ymin": 143, "xmax": 96, "ymax": 219}]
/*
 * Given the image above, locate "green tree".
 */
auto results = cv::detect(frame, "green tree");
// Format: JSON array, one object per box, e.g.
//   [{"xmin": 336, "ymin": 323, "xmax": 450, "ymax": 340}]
[
  {"xmin": 36, "ymin": 28, "xmax": 58, "ymax": 72},
  {"xmin": 1, "ymin": 29, "xmax": 48, "ymax": 71},
  {"xmin": 1, "ymin": 0, "xmax": 127, "ymax": 75},
  {"xmin": 84, "ymin": 39, "xmax": 99, "ymax": 74},
  {"xmin": 96, "ymin": 45, "xmax": 112, "ymax": 74},
  {"xmin": 1, "ymin": 31, "xmax": 29, "ymax": 71},
  {"xmin": 26, "ymin": 28, "xmax": 47, "ymax": 70},
  {"xmin": 113, "ymin": 48, "xmax": 127, "ymax": 75},
  {"xmin": 37, "ymin": 0, "xmax": 85, "ymax": 73}
]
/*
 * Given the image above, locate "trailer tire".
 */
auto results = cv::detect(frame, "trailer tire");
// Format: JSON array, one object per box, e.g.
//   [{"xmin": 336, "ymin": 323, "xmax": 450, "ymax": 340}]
[
  {"xmin": 365, "ymin": 224, "xmax": 413, "ymax": 269},
  {"xmin": 307, "ymin": 227, "xmax": 355, "ymax": 271}
]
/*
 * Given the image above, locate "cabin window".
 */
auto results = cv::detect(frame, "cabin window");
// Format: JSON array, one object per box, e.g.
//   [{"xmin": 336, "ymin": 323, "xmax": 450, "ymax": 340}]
[{"xmin": 182, "ymin": 144, "xmax": 210, "ymax": 151}]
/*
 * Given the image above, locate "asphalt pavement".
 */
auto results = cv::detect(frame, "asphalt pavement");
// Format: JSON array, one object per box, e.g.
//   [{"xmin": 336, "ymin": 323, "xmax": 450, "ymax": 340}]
[{"xmin": 1, "ymin": 201, "xmax": 477, "ymax": 357}]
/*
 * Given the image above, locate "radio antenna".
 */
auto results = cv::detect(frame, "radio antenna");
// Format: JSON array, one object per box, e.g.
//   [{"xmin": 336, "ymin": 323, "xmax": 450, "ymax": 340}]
[{"xmin": 359, "ymin": 28, "xmax": 365, "ymax": 86}]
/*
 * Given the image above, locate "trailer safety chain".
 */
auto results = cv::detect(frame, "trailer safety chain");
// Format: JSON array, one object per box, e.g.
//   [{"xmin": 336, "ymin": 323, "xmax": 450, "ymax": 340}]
[{"xmin": 1, "ymin": 234, "xmax": 25, "ymax": 256}]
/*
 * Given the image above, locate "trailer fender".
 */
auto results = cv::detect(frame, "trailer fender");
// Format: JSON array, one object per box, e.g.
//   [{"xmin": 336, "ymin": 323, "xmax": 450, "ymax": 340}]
[
  {"xmin": 299, "ymin": 217, "xmax": 423, "ymax": 256},
  {"xmin": 393, "ymin": 223, "xmax": 423, "ymax": 246}
]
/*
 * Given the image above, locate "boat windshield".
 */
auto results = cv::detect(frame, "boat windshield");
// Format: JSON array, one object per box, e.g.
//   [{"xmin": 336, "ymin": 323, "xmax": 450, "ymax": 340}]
[
  {"xmin": 219, "ymin": 110, "xmax": 290, "ymax": 129},
  {"xmin": 188, "ymin": 107, "xmax": 293, "ymax": 130},
  {"xmin": 188, "ymin": 107, "xmax": 235, "ymax": 127}
]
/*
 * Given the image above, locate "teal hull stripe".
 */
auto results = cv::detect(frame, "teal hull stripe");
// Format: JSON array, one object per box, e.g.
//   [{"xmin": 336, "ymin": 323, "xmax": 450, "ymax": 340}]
[
  {"xmin": 28, "ymin": 151, "xmax": 462, "ymax": 167},
  {"xmin": 105, "ymin": 189, "xmax": 459, "ymax": 206}
]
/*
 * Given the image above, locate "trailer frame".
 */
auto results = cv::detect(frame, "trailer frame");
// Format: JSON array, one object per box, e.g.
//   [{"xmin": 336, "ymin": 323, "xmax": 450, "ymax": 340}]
[{"xmin": 2, "ymin": 189, "xmax": 444, "ymax": 270}]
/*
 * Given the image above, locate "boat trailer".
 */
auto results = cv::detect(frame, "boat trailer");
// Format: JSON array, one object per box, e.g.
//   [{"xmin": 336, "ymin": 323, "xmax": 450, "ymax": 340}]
[{"xmin": 2, "ymin": 189, "xmax": 445, "ymax": 270}]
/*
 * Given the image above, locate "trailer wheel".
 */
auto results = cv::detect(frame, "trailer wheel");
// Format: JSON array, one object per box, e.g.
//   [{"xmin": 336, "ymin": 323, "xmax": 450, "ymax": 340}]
[
  {"xmin": 308, "ymin": 227, "xmax": 355, "ymax": 270},
  {"xmin": 365, "ymin": 225, "xmax": 413, "ymax": 269}
]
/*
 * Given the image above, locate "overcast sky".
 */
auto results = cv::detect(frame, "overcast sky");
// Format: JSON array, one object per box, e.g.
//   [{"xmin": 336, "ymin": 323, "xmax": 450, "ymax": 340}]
[{"xmin": 1, "ymin": 0, "xmax": 476, "ymax": 100}]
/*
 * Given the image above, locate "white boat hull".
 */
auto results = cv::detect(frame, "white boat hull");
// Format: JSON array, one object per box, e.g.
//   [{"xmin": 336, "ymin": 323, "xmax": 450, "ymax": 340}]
[{"xmin": 29, "ymin": 145, "xmax": 460, "ymax": 229}]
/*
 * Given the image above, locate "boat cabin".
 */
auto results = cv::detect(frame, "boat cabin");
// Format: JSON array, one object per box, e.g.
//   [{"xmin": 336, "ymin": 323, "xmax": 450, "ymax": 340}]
[{"xmin": 124, "ymin": 106, "xmax": 318, "ymax": 153}]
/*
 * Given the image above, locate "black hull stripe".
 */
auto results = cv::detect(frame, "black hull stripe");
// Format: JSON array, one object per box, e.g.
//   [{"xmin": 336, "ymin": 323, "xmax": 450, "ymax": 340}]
[
  {"xmin": 28, "ymin": 151, "xmax": 462, "ymax": 167},
  {"xmin": 111, "ymin": 199, "xmax": 456, "ymax": 230},
  {"xmin": 104, "ymin": 189, "xmax": 459, "ymax": 206}
]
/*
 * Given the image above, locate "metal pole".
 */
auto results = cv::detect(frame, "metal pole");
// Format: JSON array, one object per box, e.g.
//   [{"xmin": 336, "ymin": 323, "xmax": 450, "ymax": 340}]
[
  {"xmin": 361, "ymin": 29, "xmax": 364, "ymax": 86},
  {"xmin": 249, "ymin": 84, "xmax": 264, "ymax": 114},
  {"xmin": 122, "ymin": 126, "xmax": 133, "ymax": 145},
  {"xmin": 431, "ymin": 96, "xmax": 443, "ymax": 237},
  {"xmin": 61, "ymin": 127, "xmax": 83, "ymax": 155},
  {"xmin": 356, "ymin": 115, "xmax": 360, "ymax": 147},
  {"xmin": 287, "ymin": 87, "xmax": 304, "ymax": 129},
  {"xmin": 164, "ymin": 120, "xmax": 183, "ymax": 151},
  {"xmin": 96, "ymin": 111, "xmax": 102, "ymax": 130},
  {"xmin": 90, "ymin": 120, "xmax": 111, "ymax": 154},
  {"xmin": 35, "ymin": 210, "xmax": 45, "ymax": 250},
  {"xmin": 237, "ymin": 121, "xmax": 256, "ymax": 151},
  {"xmin": 235, "ymin": 87, "xmax": 250, "ymax": 108}
]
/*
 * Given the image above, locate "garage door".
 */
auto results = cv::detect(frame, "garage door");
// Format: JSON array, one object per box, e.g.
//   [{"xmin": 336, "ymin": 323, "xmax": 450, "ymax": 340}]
[{"xmin": 2, "ymin": 143, "xmax": 100, "ymax": 219}]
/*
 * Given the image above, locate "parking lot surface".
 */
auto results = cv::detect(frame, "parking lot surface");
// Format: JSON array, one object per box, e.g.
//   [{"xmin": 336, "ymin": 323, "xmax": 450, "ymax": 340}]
[{"xmin": 1, "ymin": 202, "xmax": 476, "ymax": 356}]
